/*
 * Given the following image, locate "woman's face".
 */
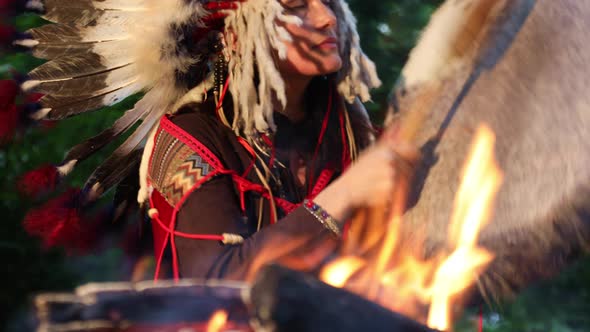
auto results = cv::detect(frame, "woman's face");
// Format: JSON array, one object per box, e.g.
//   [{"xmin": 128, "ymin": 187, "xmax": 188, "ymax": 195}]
[{"xmin": 277, "ymin": 0, "xmax": 342, "ymax": 78}]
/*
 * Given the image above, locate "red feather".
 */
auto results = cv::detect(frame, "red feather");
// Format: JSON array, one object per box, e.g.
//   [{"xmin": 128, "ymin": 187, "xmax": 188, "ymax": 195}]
[
  {"xmin": 23, "ymin": 189, "xmax": 97, "ymax": 252},
  {"xmin": 18, "ymin": 164, "xmax": 60, "ymax": 198}
]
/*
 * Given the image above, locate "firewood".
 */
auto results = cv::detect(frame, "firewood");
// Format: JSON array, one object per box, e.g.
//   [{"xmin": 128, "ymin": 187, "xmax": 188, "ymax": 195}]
[{"xmin": 247, "ymin": 264, "xmax": 439, "ymax": 332}]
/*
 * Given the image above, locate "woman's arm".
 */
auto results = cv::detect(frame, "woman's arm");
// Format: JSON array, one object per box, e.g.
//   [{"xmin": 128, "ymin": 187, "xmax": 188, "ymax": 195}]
[{"xmin": 175, "ymin": 174, "xmax": 339, "ymax": 280}]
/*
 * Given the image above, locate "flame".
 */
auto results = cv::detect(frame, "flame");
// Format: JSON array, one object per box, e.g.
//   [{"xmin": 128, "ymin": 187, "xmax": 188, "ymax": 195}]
[
  {"xmin": 427, "ymin": 125, "xmax": 500, "ymax": 330},
  {"xmin": 320, "ymin": 256, "xmax": 365, "ymax": 287},
  {"xmin": 206, "ymin": 309, "xmax": 228, "ymax": 332},
  {"xmin": 320, "ymin": 124, "xmax": 502, "ymax": 331}
]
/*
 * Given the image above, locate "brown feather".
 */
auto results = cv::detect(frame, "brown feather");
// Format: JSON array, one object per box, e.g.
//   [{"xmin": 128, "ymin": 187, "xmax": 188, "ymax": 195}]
[
  {"xmin": 42, "ymin": 81, "xmax": 141, "ymax": 119},
  {"xmin": 31, "ymin": 40, "xmax": 127, "ymax": 60},
  {"xmin": 28, "ymin": 53, "xmax": 129, "ymax": 82},
  {"xmin": 33, "ymin": 64, "xmax": 136, "ymax": 96},
  {"xmin": 64, "ymin": 106, "xmax": 145, "ymax": 163}
]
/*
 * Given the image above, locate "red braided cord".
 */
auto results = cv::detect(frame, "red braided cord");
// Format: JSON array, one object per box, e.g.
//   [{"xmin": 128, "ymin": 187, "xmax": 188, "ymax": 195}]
[{"xmin": 310, "ymin": 168, "xmax": 334, "ymax": 199}]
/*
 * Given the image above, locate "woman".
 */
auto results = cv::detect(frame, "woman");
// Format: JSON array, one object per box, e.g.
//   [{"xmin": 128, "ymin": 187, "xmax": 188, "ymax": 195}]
[
  {"xmin": 16, "ymin": 0, "xmax": 414, "ymax": 280},
  {"xmin": 144, "ymin": 0, "xmax": 417, "ymax": 280}
]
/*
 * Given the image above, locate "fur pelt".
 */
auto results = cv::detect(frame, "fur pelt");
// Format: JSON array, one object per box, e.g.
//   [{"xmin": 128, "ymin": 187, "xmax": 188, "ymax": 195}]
[{"xmin": 389, "ymin": 0, "xmax": 590, "ymax": 303}]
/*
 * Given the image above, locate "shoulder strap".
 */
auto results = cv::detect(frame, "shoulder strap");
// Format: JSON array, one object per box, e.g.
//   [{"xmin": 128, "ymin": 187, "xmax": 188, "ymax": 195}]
[{"xmin": 148, "ymin": 116, "xmax": 228, "ymax": 208}]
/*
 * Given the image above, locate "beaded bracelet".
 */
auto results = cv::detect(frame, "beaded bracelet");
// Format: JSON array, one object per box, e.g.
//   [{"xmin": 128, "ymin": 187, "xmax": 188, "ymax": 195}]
[{"xmin": 303, "ymin": 199, "xmax": 342, "ymax": 237}]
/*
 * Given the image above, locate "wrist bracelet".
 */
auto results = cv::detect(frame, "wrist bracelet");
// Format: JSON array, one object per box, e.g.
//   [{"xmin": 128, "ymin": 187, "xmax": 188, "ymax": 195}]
[{"xmin": 303, "ymin": 199, "xmax": 342, "ymax": 237}]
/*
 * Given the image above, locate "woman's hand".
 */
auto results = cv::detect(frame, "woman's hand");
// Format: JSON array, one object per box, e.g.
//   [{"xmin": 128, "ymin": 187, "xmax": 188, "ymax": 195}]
[{"xmin": 313, "ymin": 125, "xmax": 420, "ymax": 224}]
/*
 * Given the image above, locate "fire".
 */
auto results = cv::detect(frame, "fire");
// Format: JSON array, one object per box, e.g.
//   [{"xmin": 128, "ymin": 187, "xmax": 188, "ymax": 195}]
[
  {"xmin": 320, "ymin": 256, "xmax": 365, "ymax": 288},
  {"xmin": 320, "ymin": 124, "xmax": 502, "ymax": 331},
  {"xmin": 206, "ymin": 309, "xmax": 228, "ymax": 332}
]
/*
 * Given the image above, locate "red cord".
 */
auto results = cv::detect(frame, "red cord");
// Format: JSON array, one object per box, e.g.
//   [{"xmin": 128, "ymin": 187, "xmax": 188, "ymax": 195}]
[
  {"xmin": 309, "ymin": 84, "xmax": 333, "ymax": 194},
  {"xmin": 150, "ymin": 211, "xmax": 225, "ymax": 241},
  {"xmin": 260, "ymin": 134, "xmax": 276, "ymax": 169},
  {"xmin": 215, "ymin": 75, "xmax": 231, "ymax": 114},
  {"xmin": 237, "ymin": 137, "xmax": 256, "ymax": 178}
]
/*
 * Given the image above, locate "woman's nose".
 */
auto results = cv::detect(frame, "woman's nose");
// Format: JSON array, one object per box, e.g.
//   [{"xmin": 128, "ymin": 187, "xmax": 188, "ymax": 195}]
[{"xmin": 308, "ymin": 0, "xmax": 337, "ymax": 30}]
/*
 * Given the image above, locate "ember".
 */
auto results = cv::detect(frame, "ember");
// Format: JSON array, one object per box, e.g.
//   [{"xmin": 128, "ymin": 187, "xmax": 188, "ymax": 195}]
[{"xmin": 206, "ymin": 309, "xmax": 228, "ymax": 332}]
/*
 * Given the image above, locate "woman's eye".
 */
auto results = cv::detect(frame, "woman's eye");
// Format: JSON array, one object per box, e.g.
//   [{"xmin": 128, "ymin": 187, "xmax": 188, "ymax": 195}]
[{"xmin": 281, "ymin": 0, "xmax": 306, "ymax": 10}]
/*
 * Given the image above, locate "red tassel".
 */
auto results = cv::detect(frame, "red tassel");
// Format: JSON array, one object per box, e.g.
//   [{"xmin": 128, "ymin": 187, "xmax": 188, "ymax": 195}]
[
  {"xmin": 17, "ymin": 164, "xmax": 60, "ymax": 198},
  {"xmin": 23, "ymin": 189, "xmax": 95, "ymax": 252}
]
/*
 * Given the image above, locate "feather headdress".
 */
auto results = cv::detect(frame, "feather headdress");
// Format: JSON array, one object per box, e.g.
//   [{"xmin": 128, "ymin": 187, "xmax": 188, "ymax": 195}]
[{"xmin": 11, "ymin": 0, "xmax": 380, "ymax": 250}]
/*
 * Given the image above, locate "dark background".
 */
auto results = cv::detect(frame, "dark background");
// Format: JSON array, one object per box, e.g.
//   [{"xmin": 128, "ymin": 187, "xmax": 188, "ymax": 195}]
[{"xmin": 1, "ymin": 1, "xmax": 589, "ymax": 331}]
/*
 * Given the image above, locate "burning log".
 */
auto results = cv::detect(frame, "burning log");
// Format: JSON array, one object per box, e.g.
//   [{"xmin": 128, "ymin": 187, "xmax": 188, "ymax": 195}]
[
  {"xmin": 32, "ymin": 280, "xmax": 252, "ymax": 331},
  {"xmin": 246, "ymin": 264, "xmax": 439, "ymax": 332},
  {"xmin": 32, "ymin": 274, "xmax": 439, "ymax": 332}
]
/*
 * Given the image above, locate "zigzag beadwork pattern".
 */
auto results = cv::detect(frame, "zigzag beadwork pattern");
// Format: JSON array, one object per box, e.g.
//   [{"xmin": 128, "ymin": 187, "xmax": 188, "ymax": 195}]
[
  {"xmin": 149, "ymin": 129, "xmax": 215, "ymax": 207},
  {"xmin": 162, "ymin": 153, "xmax": 212, "ymax": 205}
]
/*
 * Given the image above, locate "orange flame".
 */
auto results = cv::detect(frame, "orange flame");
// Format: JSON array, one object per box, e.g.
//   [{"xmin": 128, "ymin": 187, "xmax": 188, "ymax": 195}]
[
  {"xmin": 206, "ymin": 309, "xmax": 228, "ymax": 332},
  {"xmin": 320, "ymin": 124, "xmax": 502, "ymax": 331},
  {"xmin": 320, "ymin": 256, "xmax": 365, "ymax": 288}
]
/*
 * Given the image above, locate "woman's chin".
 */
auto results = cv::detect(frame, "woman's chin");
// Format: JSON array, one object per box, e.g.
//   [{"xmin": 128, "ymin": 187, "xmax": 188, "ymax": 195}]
[{"xmin": 308, "ymin": 57, "xmax": 343, "ymax": 77}]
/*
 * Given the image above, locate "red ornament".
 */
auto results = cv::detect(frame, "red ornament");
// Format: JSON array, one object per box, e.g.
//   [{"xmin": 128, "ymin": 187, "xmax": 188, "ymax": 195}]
[
  {"xmin": 17, "ymin": 164, "xmax": 60, "ymax": 198},
  {"xmin": 23, "ymin": 188, "xmax": 95, "ymax": 252}
]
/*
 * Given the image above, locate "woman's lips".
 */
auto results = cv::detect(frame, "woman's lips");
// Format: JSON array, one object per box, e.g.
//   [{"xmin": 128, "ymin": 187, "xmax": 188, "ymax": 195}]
[{"xmin": 314, "ymin": 37, "xmax": 338, "ymax": 50}]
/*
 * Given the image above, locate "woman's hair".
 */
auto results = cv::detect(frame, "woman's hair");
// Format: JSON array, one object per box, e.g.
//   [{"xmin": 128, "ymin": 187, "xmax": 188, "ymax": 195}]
[
  {"xmin": 219, "ymin": 0, "xmax": 381, "ymax": 135},
  {"xmin": 273, "ymin": 76, "xmax": 374, "ymax": 176}
]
